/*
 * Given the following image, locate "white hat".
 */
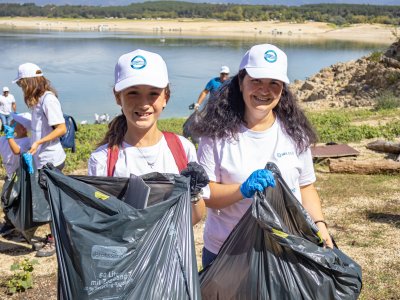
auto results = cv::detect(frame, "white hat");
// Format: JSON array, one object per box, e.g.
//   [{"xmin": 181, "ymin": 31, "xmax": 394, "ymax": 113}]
[
  {"xmin": 3, "ymin": 87, "xmax": 9, "ymax": 92},
  {"xmin": 239, "ymin": 44, "xmax": 289, "ymax": 84},
  {"xmin": 12, "ymin": 63, "xmax": 43, "ymax": 83},
  {"xmin": 220, "ymin": 66, "xmax": 230, "ymax": 74},
  {"xmin": 114, "ymin": 49, "xmax": 169, "ymax": 92},
  {"xmin": 11, "ymin": 112, "xmax": 32, "ymax": 130}
]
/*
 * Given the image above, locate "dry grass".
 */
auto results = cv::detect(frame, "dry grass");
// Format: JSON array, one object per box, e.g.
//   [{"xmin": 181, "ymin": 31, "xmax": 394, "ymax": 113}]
[{"xmin": 0, "ymin": 169, "xmax": 399, "ymax": 299}]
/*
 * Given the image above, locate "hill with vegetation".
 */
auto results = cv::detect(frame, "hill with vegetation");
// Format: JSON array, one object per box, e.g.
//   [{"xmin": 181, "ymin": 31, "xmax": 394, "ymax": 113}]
[{"xmin": 0, "ymin": 2, "xmax": 399, "ymax": 25}]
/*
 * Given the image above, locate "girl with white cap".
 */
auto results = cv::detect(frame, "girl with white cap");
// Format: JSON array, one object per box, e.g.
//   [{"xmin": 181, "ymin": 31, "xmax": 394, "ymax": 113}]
[
  {"xmin": 190, "ymin": 43, "xmax": 333, "ymax": 268},
  {"xmin": 88, "ymin": 49, "xmax": 207, "ymax": 225},
  {"xmin": 0, "ymin": 113, "xmax": 32, "ymax": 238},
  {"xmin": 13, "ymin": 62, "xmax": 67, "ymax": 257}
]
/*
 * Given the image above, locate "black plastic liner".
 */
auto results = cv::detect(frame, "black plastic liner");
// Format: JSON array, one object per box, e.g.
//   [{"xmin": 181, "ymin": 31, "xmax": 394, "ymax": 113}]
[
  {"xmin": 41, "ymin": 167, "xmax": 201, "ymax": 300},
  {"xmin": 199, "ymin": 162, "xmax": 362, "ymax": 300}
]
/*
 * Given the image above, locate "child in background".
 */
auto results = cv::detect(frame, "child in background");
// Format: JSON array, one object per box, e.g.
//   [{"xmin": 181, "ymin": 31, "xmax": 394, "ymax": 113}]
[
  {"xmin": 88, "ymin": 49, "xmax": 207, "ymax": 225},
  {"xmin": 0, "ymin": 113, "xmax": 31, "ymax": 238},
  {"xmin": 13, "ymin": 62, "xmax": 67, "ymax": 257}
]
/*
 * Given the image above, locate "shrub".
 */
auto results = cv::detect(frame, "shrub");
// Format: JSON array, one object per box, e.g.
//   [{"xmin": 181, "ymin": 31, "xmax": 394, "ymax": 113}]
[
  {"xmin": 374, "ymin": 91, "xmax": 400, "ymax": 110},
  {"xmin": 6, "ymin": 258, "xmax": 39, "ymax": 295}
]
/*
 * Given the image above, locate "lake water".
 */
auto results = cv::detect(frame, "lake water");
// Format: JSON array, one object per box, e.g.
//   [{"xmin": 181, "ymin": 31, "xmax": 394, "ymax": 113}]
[{"xmin": 0, "ymin": 29, "xmax": 387, "ymax": 122}]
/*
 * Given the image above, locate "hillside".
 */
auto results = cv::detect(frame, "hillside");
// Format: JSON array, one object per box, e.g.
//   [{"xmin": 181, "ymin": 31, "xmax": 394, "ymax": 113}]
[{"xmin": 293, "ymin": 41, "xmax": 400, "ymax": 109}]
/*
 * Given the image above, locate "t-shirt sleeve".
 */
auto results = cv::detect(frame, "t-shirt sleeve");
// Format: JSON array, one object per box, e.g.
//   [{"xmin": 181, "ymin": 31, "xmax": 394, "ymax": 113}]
[
  {"xmin": 42, "ymin": 94, "xmax": 65, "ymax": 126},
  {"xmin": 204, "ymin": 79, "xmax": 214, "ymax": 91},
  {"xmin": 17, "ymin": 137, "xmax": 31, "ymax": 153},
  {"xmin": 178, "ymin": 135, "xmax": 198, "ymax": 164},
  {"xmin": 298, "ymin": 148, "xmax": 316, "ymax": 186},
  {"xmin": 197, "ymin": 136, "xmax": 221, "ymax": 183},
  {"xmin": 88, "ymin": 146, "xmax": 108, "ymax": 176}
]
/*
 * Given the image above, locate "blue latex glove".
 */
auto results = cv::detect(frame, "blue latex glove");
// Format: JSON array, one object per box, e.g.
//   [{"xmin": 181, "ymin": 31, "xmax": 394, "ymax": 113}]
[
  {"xmin": 240, "ymin": 169, "xmax": 276, "ymax": 198},
  {"xmin": 22, "ymin": 153, "xmax": 34, "ymax": 174},
  {"xmin": 4, "ymin": 124, "xmax": 15, "ymax": 139}
]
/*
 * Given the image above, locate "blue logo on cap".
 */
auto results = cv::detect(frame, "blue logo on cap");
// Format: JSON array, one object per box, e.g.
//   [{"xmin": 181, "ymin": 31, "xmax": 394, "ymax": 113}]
[
  {"xmin": 131, "ymin": 55, "xmax": 146, "ymax": 70},
  {"xmin": 264, "ymin": 50, "xmax": 277, "ymax": 63}
]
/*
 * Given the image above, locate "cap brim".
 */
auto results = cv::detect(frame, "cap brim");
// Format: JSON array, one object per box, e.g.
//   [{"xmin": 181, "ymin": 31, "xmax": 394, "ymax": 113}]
[
  {"xmin": 115, "ymin": 77, "xmax": 168, "ymax": 92},
  {"xmin": 245, "ymin": 68, "xmax": 290, "ymax": 84},
  {"xmin": 11, "ymin": 112, "xmax": 32, "ymax": 130}
]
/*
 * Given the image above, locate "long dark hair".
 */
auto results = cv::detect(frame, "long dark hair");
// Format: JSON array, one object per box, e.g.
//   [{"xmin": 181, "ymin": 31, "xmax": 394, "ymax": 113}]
[
  {"xmin": 98, "ymin": 85, "xmax": 171, "ymax": 148},
  {"xmin": 189, "ymin": 70, "xmax": 317, "ymax": 153}
]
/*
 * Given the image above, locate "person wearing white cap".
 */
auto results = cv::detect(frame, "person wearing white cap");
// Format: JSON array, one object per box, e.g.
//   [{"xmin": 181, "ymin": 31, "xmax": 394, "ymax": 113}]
[
  {"xmin": 193, "ymin": 65, "xmax": 230, "ymax": 110},
  {"xmin": 13, "ymin": 62, "xmax": 67, "ymax": 257},
  {"xmin": 190, "ymin": 44, "xmax": 333, "ymax": 268},
  {"xmin": 0, "ymin": 112, "xmax": 31, "ymax": 238},
  {"xmin": 88, "ymin": 49, "xmax": 207, "ymax": 226},
  {"xmin": 0, "ymin": 86, "xmax": 17, "ymax": 131}
]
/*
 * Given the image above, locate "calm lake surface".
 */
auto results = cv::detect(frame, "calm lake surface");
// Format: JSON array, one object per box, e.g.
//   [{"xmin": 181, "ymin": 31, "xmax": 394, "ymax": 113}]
[{"xmin": 0, "ymin": 29, "xmax": 387, "ymax": 122}]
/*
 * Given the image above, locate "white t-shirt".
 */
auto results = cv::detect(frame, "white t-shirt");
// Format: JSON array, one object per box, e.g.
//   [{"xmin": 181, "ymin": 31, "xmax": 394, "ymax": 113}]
[
  {"xmin": 0, "ymin": 136, "xmax": 31, "ymax": 176},
  {"xmin": 31, "ymin": 92, "xmax": 66, "ymax": 169},
  {"xmin": 0, "ymin": 94, "xmax": 16, "ymax": 115},
  {"xmin": 88, "ymin": 135, "xmax": 198, "ymax": 177},
  {"xmin": 197, "ymin": 119, "xmax": 316, "ymax": 254}
]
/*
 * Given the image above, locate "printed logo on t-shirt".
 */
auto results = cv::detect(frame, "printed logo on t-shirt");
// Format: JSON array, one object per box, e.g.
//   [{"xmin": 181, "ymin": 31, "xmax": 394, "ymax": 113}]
[
  {"xmin": 276, "ymin": 151, "xmax": 294, "ymax": 158},
  {"xmin": 131, "ymin": 55, "xmax": 146, "ymax": 70},
  {"xmin": 264, "ymin": 50, "xmax": 277, "ymax": 63}
]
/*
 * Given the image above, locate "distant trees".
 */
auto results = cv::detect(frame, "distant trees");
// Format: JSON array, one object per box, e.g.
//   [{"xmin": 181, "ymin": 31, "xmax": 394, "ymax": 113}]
[{"xmin": 0, "ymin": 1, "xmax": 398, "ymax": 25}]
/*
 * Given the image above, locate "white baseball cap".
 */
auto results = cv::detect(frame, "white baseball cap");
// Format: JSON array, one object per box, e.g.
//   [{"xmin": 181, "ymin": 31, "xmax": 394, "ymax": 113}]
[
  {"xmin": 12, "ymin": 63, "xmax": 43, "ymax": 83},
  {"xmin": 114, "ymin": 49, "xmax": 169, "ymax": 92},
  {"xmin": 11, "ymin": 112, "xmax": 32, "ymax": 130},
  {"xmin": 239, "ymin": 44, "xmax": 290, "ymax": 84},
  {"xmin": 220, "ymin": 66, "xmax": 230, "ymax": 74},
  {"xmin": 3, "ymin": 87, "xmax": 9, "ymax": 92}
]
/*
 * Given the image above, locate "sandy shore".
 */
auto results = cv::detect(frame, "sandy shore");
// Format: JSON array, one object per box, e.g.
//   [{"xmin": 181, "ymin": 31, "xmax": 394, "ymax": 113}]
[{"xmin": 0, "ymin": 17, "xmax": 396, "ymax": 44}]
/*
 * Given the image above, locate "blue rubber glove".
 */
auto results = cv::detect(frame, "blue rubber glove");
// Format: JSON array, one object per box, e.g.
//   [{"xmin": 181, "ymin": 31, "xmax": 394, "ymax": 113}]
[
  {"xmin": 22, "ymin": 153, "xmax": 34, "ymax": 174},
  {"xmin": 4, "ymin": 124, "xmax": 15, "ymax": 139},
  {"xmin": 240, "ymin": 169, "xmax": 276, "ymax": 198}
]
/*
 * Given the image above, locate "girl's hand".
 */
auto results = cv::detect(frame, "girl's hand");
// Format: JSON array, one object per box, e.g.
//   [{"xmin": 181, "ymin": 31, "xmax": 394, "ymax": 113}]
[
  {"xmin": 316, "ymin": 222, "xmax": 334, "ymax": 248},
  {"xmin": 240, "ymin": 169, "xmax": 275, "ymax": 198},
  {"xmin": 29, "ymin": 141, "xmax": 40, "ymax": 155}
]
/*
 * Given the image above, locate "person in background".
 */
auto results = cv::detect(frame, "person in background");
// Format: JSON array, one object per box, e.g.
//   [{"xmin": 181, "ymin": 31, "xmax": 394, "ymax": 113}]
[
  {"xmin": 13, "ymin": 62, "xmax": 67, "ymax": 257},
  {"xmin": 0, "ymin": 113, "xmax": 31, "ymax": 238},
  {"xmin": 0, "ymin": 86, "xmax": 17, "ymax": 131},
  {"xmin": 88, "ymin": 49, "xmax": 208, "ymax": 225},
  {"xmin": 190, "ymin": 43, "xmax": 333, "ymax": 268},
  {"xmin": 193, "ymin": 65, "xmax": 230, "ymax": 110}
]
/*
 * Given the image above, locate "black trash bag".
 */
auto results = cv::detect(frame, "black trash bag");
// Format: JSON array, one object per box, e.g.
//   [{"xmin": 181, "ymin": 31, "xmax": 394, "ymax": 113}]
[
  {"xmin": 183, "ymin": 110, "xmax": 200, "ymax": 144},
  {"xmin": 1, "ymin": 157, "xmax": 50, "ymax": 239},
  {"xmin": 41, "ymin": 167, "xmax": 201, "ymax": 300},
  {"xmin": 200, "ymin": 162, "xmax": 362, "ymax": 300}
]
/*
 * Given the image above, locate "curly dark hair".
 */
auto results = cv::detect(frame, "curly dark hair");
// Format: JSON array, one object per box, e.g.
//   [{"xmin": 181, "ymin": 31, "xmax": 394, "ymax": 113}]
[{"xmin": 189, "ymin": 69, "xmax": 317, "ymax": 154}]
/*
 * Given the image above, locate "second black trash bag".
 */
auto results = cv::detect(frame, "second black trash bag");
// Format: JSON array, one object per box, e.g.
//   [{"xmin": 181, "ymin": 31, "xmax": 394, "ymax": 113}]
[
  {"xmin": 1, "ymin": 156, "xmax": 50, "ymax": 240},
  {"xmin": 41, "ymin": 167, "xmax": 201, "ymax": 300},
  {"xmin": 200, "ymin": 162, "xmax": 362, "ymax": 300}
]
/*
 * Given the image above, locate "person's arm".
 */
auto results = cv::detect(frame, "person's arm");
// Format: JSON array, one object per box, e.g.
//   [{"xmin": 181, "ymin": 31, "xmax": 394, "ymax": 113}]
[
  {"xmin": 195, "ymin": 89, "xmax": 209, "ymax": 109},
  {"xmin": 205, "ymin": 181, "xmax": 243, "ymax": 209},
  {"xmin": 7, "ymin": 138, "xmax": 21, "ymax": 155},
  {"xmin": 29, "ymin": 123, "xmax": 67, "ymax": 155},
  {"xmin": 191, "ymin": 199, "xmax": 205, "ymax": 225},
  {"xmin": 12, "ymin": 102, "xmax": 16, "ymax": 112},
  {"xmin": 300, "ymin": 183, "xmax": 334, "ymax": 248}
]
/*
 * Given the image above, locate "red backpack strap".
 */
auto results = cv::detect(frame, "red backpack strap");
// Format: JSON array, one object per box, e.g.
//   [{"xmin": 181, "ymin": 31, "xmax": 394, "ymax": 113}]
[
  {"xmin": 162, "ymin": 131, "xmax": 188, "ymax": 172},
  {"xmin": 106, "ymin": 145, "xmax": 119, "ymax": 177}
]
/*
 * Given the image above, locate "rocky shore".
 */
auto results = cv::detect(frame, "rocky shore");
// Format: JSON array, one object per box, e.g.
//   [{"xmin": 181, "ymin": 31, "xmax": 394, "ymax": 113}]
[{"xmin": 293, "ymin": 41, "xmax": 400, "ymax": 109}]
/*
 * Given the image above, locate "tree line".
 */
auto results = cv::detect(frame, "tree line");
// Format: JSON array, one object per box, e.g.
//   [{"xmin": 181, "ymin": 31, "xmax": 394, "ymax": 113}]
[{"xmin": 0, "ymin": 1, "xmax": 399, "ymax": 26}]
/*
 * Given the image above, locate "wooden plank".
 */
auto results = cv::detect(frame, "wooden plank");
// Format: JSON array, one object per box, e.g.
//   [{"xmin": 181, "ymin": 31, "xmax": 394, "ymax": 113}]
[{"xmin": 311, "ymin": 144, "xmax": 359, "ymax": 158}]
